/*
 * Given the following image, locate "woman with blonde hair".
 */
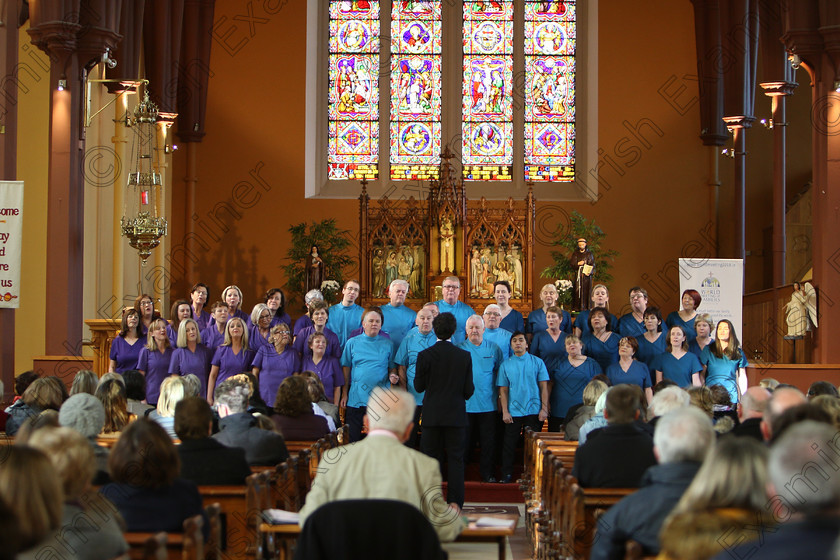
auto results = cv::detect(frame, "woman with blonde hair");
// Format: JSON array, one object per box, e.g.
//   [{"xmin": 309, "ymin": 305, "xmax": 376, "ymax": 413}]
[
  {"xmin": 220, "ymin": 284, "xmax": 248, "ymax": 323},
  {"xmin": 69, "ymin": 369, "xmax": 98, "ymax": 396},
  {"xmin": 688, "ymin": 313, "xmax": 715, "ymax": 358},
  {"xmin": 0, "ymin": 446, "xmax": 63, "ymax": 557},
  {"xmin": 95, "ymin": 378, "xmax": 133, "ymax": 434},
  {"xmin": 136, "ymin": 317, "xmax": 173, "ymax": 406},
  {"xmin": 28, "ymin": 427, "xmax": 128, "ymax": 560},
  {"xmin": 149, "ymin": 375, "xmax": 186, "ymax": 439},
  {"xmin": 659, "ymin": 437, "xmax": 772, "ymax": 560},
  {"xmin": 564, "ymin": 378, "xmax": 608, "ymax": 441},
  {"xmin": 249, "ymin": 303, "xmax": 274, "ymax": 351},
  {"xmin": 169, "ymin": 317, "xmax": 213, "ymax": 398},
  {"xmin": 574, "ymin": 284, "xmax": 618, "ymax": 337},
  {"xmin": 526, "ymin": 283, "xmax": 572, "ymax": 339},
  {"xmin": 207, "ymin": 316, "xmax": 254, "ymax": 404}
]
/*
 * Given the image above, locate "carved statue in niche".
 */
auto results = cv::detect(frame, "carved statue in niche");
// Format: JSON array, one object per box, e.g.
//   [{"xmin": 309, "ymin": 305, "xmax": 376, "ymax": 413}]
[
  {"xmin": 386, "ymin": 250, "xmax": 399, "ymax": 287},
  {"xmin": 439, "ymin": 217, "xmax": 455, "ymax": 273},
  {"xmin": 470, "ymin": 249, "xmax": 482, "ymax": 296},
  {"xmin": 371, "ymin": 248, "xmax": 386, "ymax": 297},
  {"xmin": 507, "ymin": 245, "xmax": 524, "ymax": 297},
  {"xmin": 306, "ymin": 245, "xmax": 324, "ymax": 293}
]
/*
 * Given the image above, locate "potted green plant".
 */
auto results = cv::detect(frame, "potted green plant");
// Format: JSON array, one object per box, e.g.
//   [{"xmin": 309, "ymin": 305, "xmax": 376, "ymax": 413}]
[{"xmin": 283, "ymin": 219, "xmax": 355, "ymax": 306}]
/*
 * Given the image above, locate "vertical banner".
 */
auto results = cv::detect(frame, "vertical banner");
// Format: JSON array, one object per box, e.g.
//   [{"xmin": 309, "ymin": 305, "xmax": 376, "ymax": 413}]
[
  {"xmin": 0, "ymin": 182, "xmax": 23, "ymax": 309},
  {"xmin": 678, "ymin": 258, "xmax": 744, "ymax": 340}
]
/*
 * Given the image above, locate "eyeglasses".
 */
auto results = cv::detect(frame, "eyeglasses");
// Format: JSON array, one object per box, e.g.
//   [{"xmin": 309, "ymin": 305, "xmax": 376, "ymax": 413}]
[
  {"xmin": 344, "ymin": 286, "xmax": 360, "ymax": 292},
  {"xmin": 442, "ymin": 285, "xmax": 460, "ymax": 290},
  {"xmin": 630, "ymin": 294, "xmax": 646, "ymax": 300}
]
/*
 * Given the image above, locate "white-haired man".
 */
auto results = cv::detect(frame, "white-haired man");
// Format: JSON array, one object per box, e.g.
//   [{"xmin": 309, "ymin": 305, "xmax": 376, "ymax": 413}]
[
  {"xmin": 381, "ymin": 279, "xmax": 416, "ymax": 352},
  {"xmin": 299, "ymin": 387, "xmax": 465, "ymax": 542},
  {"xmin": 483, "ymin": 303, "xmax": 513, "ymax": 359},
  {"xmin": 591, "ymin": 407, "xmax": 715, "ymax": 559},
  {"xmin": 434, "ymin": 276, "xmax": 475, "ymax": 345}
]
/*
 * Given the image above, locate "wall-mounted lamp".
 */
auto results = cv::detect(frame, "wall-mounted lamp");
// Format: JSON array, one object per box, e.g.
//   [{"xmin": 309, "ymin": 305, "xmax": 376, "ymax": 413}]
[
  {"xmin": 760, "ymin": 118, "xmax": 774, "ymax": 129},
  {"xmin": 720, "ymin": 148, "xmax": 735, "ymax": 159},
  {"xmin": 57, "ymin": 79, "xmax": 67, "ymax": 91},
  {"xmin": 164, "ymin": 144, "xmax": 178, "ymax": 154}
]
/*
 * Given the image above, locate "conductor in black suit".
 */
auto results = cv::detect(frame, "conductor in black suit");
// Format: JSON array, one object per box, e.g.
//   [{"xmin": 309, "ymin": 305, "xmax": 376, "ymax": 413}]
[{"xmin": 415, "ymin": 312, "xmax": 475, "ymax": 508}]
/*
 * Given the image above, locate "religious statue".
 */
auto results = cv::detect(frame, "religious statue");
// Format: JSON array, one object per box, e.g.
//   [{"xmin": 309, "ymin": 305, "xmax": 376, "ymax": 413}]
[
  {"xmin": 570, "ymin": 237, "xmax": 595, "ymax": 311},
  {"xmin": 306, "ymin": 245, "xmax": 324, "ymax": 293},
  {"xmin": 470, "ymin": 248, "xmax": 482, "ymax": 296},
  {"xmin": 785, "ymin": 282, "xmax": 818, "ymax": 337},
  {"xmin": 386, "ymin": 250, "xmax": 399, "ymax": 286},
  {"xmin": 507, "ymin": 246, "xmax": 524, "ymax": 297},
  {"xmin": 439, "ymin": 217, "xmax": 455, "ymax": 273},
  {"xmin": 371, "ymin": 247, "xmax": 386, "ymax": 297}
]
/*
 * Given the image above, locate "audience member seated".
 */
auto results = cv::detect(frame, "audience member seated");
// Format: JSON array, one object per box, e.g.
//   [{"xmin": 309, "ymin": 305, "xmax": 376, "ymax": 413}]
[
  {"xmin": 732, "ymin": 386, "xmax": 770, "ymax": 441},
  {"xmin": 807, "ymin": 380, "xmax": 839, "ymax": 399},
  {"xmin": 100, "ymin": 419, "xmax": 205, "ymax": 534},
  {"xmin": 299, "ymin": 387, "xmax": 465, "ymax": 543},
  {"xmin": 686, "ymin": 386, "xmax": 714, "ymax": 419},
  {"xmin": 810, "ymin": 394, "xmax": 840, "ymax": 430},
  {"xmin": 5, "ymin": 377, "xmax": 66, "ymax": 436},
  {"xmin": 181, "ymin": 373, "xmax": 203, "ymax": 398},
  {"xmin": 59, "ymin": 393, "xmax": 110, "ymax": 483},
  {"xmin": 14, "ymin": 410, "xmax": 59, "ymax": 444},
  {"xmin": 10, "ymin": 370, "xmax": 39, "ymax": 405},
  {"xmin": 271, "ymin": 375, "xmax": 330, "ymax": 440},
  {"xmin": 768, "ymin": 403, "xmax": 832, "ymax": 444},
  {"xmin": 28, "ymin": 427, "xmax": 128, "ymax": 560},
  {"xmin": 174, "ymin": 397, "xmax": 251, "ymax": 485},
  {"xmin": 660, "ymin": 436, "xmax": 773, "ymax": 560},
  {"xmin": 758, "ymin": 377, "xmax": 779, "ymax": 391},
  {"xmin": 647, "ymin": 386, "xmax": 690, "ymax": 429},
  {"xmin": 591, "ymin": 407, "xmax": 715, "ymax": 559},
  {"xmin": 96, "ymin": 378, "xmax": 134, "ymax": 434},
  {"xmin": 563, "ymin": 378, "xmax": 608, "ymax": 441},
  {"xmin": 148, "ymin": 375, "xmax": 186, "ymax": 439},
  {"xmin": 712, "ymin": 421, "xmax": 840, "ymax": 560},
  {"xmin": 212, "ymin": 376, "xmax": 290, "ymax": 466},
  {"xmin": 578, "ymin": 388, "xmax": 609, "ymax": 445},
  {"xmin": 301, "ymin": 371, "xmax": 341, "ymax": 428},
  {"xmin": 760, "ymin": 386, "xmax": 806, "ymax": 442},
  {"xmin": 0, "ymin": 446, "xmax": 65, "ymax": 559},
  {"xmin": 572, "ymin": 384, "xmax": 656, "ymax": 487},
  {"xmin": 69, "ymin": 370, "xmax": 98, "ymax": 396}
]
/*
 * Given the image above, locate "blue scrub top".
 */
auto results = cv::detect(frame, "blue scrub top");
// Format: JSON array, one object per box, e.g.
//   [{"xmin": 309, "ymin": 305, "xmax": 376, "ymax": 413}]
[
  {"xmin": 341, "ymin": 334, "xmax": 395, "ymax": 408},
  {"xmin": 635, "ymin": 333, "xmax": 667, "ymax": 374},
  {"xmin": 665, "ymin": 312, "xmax": 698, "ymax": 342},
  {"xmin": 550, "ymin": 357, "xmax": 601, "ymax": 420},
  {"xmin": 380, "ymin": 303, "xmax": 417, "ymax": 352},
  {"xmin": 327, "ymin": 303, "xmax": 364, "ymax": 350},
  {"xmin": 581, "ymin": 332, "xmax": 620, "ymax": 372},
  {"xmin": 459, "ymin": 339, "xmax": 504, "ymax": 413},
  {"xmin": 530, "ymin": 330, "xmax": 568, "ymax": 372},
  {"xmin": 434, "ymin": 300, "xmax": 476, "ymax": 345},
  {"xmin": 394, "ymin": 330, "xmax": 437, "ymax": 404},
  {"xmin": 526, "ymin": 308, "xmax": 573, "ymax": 335},
  {"xmin": 574, "ymin": 310, "xmax": 619, "ymax": 337},
  {"xmin": 700, "ymin": 346, "xmax": 747, "ymax": 403},
  {"xmin": 484, "ymin": 327, "xmax": 513, "ymax": 359},
  {"xmin": 497, "ymin": 353, "xmax": 549, "ymax": 417},
  {"xmin": 654, "ymin": 352, "xmax": 703, "ymax": 387},
  {"xmin": 606, "ymin": 360, "xmax": 651, "ymax": 391},
  {"xmin": 617, "ymin": 313, "xmax": 646, "ymax": 338},
  {"xmin": 499, "ymin": 309, "xmax": 525, "ymax": 334}
]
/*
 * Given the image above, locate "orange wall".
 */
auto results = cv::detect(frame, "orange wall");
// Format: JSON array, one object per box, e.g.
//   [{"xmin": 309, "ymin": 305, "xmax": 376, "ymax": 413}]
[{"xmin": 167, "ymin": 0, "xmax": 807, "ymax": 323}]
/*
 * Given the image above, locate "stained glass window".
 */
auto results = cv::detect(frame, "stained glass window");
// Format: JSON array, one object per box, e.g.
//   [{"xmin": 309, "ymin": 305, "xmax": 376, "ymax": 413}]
[
  {"xmin": 390, "ymin": 1, "xmax": 442, "ymax": 181},
  {"xmin": 462, "ymin": 1, "xmax": 514, "ymax": 181},
  {"xmin": 328, "ymin": 1, "xmax": 380, "ymax": 180},
  {"xmin": 524, "ymin": 0, "xmax": 576, "ymax": 182}
]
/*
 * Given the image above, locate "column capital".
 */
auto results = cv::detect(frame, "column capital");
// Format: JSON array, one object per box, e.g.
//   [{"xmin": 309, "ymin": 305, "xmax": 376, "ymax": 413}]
[
  {"xmin": 722, "ymin": 116, "xmax": 756, "ymax": 129},
  {"xmin": 759, "ymin": 81, "xmax": 798, "ymax": 97}
]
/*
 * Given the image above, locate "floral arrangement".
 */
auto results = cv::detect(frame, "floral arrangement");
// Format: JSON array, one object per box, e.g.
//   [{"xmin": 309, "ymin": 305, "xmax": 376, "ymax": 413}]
[
  {"xmin": 555, "ymin": 279, "xmax": 573, "ymax": 307},
  {"xmin": 320, "ymin": 280, "xmax": 341, "ymax": 305}
]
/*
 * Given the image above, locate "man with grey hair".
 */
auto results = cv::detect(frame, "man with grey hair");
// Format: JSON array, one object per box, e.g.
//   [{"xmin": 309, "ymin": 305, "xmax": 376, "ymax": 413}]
[
  {"xmin": 483, "ymin": 303, "xmax": 513, "ymax": 359},
  {"xmin": 733, "ymin": 385, "xmax": 771, "ymax": 441},
  {"xmin": 590, "ymin": 407, "xmax": 715, "ymax": 559},
  {"xmin": 434, "ymin": 276, "xmax": 476, "ymax": 344},
  {"xmin": 381, "ymin": 278, "xmax": 416, "ymax": 352},
  {"xmin": 647, "ymin": 386, "xmax": 690, "ymax": 429},
  {"xmin": 715, "ymin": 420, "xmax": 840, "ymax": 559},
  {"xmin": 212, "ymin": 377, "xmax": 289, "ymax": 466},
  {"xmin": 299, "ymin": 387, "xmax": 465, "ymax": 542}
]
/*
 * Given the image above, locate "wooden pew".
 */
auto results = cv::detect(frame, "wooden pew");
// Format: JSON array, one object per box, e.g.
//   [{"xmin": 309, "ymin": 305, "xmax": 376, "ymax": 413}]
[
  {"xmin": 199, "ymin": 485, "xmax": 248, "ymax": 555},
  {"xmin": 566, "ymin": 481, "xmax": 636, "ymax": 560},
  {"xmin": 124, "ymin": 513, "xmax": 204, "ymax": 560}
]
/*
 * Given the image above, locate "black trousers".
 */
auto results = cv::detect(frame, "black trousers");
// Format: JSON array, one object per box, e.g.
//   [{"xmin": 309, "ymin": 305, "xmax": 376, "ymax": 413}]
[
  {"xmin": 501, "ymin": 414, "xmax": 541, "ymax": 477},
  {"xmin": 345, "ymin": 406, "xmax": 366, "ymax": 442},
  {"xmin": 420, "ymin": 425, "xmax": 467, "ymax": 508},
  {"xmin": 466, "ymin": 411, "xmax": 498, "ymax": 481}
]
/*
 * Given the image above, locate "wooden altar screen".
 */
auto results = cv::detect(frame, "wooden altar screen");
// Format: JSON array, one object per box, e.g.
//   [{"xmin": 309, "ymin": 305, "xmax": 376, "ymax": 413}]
[{"xmin": 358, "ymin": 155, "xmax": 535, "ymax": 312}]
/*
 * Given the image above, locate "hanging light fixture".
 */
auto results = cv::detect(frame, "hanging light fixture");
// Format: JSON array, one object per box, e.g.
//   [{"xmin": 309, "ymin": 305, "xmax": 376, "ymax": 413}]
[{"xmin": 121, "ymin": 89, "xmax": 168, "ymax": 265}]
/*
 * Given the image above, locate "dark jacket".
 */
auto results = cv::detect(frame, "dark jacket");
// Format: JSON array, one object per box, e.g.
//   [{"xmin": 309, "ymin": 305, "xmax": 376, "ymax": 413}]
[
  {"xmin": 178, "ymin": 437, "xmax": 252, "ymax": 485},
  {"xmin": 732, "ymin": 416, "xmax": 763, "ymax": 441},
  {"xmin": 213, "ymin": 412, "xmax": 290, "ymax": 466},
  {"xmin": 4, "ymin": 401, "xmax": 40, "ymax": 436},
  {"xmin": 572, "ymin": 422, "xmax": 656, "ymax": 488},
  {"xmin": 414, "ymin": 340, "xmax": 474, "ymax": 427},
  {"xmin": 589, "ymin": 461, "xmax": 702, "ymax": 559},
  {"xmin": 271, "ymin": 412, "xmax": 330, "ymax": 441},
  {"xmin": 711, "ymin": 515, "xmax": 840, "ymax": 560}
]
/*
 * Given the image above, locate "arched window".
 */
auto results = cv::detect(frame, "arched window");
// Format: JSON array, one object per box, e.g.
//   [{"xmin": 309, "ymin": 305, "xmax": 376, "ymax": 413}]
[{"xmin": 306, "ymin": 0, "xmax": 598, "ymax": 201}]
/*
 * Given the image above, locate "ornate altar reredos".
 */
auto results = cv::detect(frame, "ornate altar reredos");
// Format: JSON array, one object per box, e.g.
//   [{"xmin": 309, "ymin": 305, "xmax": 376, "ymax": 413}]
[{"xmin": 359, "ymin": 149, "xmax": 535, "ymax": 308}]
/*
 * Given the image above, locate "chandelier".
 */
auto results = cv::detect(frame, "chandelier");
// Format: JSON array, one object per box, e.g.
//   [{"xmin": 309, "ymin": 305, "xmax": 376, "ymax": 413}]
[{"xmin": 121, "ymin": 89, "xmax": 168, "ymax": 265}]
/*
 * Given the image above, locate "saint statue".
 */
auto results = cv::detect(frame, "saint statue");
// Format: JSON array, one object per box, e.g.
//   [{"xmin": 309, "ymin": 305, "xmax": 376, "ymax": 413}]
[
  {"xmin": 570, "ymin": 237, "xmax": 595, "ymax": 311},
  {"xmin": 785, "ymin": 282, "xmax": 818, "ymax": 337},
  {"xmin": 306, "ymin": 245, "xmax": 324, "ymax": 293},
  {"xmin": 371, "ymin": 248, "xmax": 386, "ymax": 297},
  {"xmin": 439, "ymin": 218, "xmax": 455, "ymax": 273}
]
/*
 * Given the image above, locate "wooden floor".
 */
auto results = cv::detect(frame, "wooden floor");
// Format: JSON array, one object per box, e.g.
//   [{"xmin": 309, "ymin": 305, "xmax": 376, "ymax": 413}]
[{"xmin": 444, "ymin": 503, "xmax": 528, "ymax": 560}]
